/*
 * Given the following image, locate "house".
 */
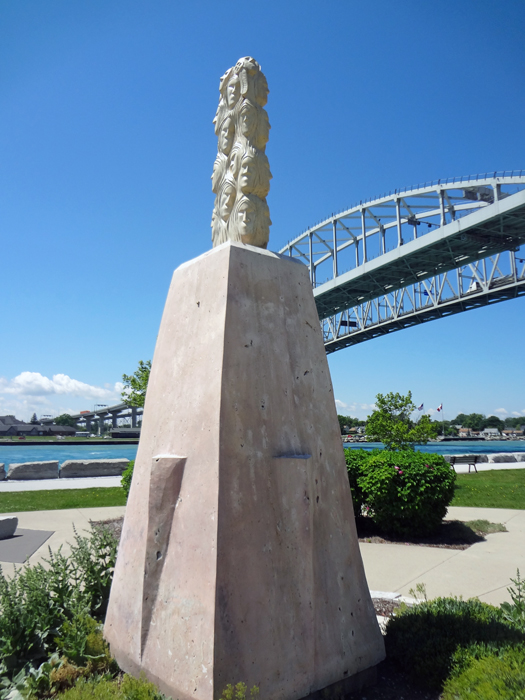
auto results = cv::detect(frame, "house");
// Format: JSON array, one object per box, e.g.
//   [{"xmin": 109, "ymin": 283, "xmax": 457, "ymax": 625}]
[
  {"xmin": 0, "ymin": 416, "xmax": 75, "ymax": 438},
  {"xmin": 480, "ymin": 427, "xmax": 500, "ymax": 438},
  {"xmin": 458, "ymin": 428, "xmax": 471, "ymax": 437}
]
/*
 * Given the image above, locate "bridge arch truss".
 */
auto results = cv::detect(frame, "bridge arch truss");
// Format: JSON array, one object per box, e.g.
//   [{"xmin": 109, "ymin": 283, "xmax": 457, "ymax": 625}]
[{"xmin": 279, "ymin": 172, "xmax": 525, "ymax": 351}]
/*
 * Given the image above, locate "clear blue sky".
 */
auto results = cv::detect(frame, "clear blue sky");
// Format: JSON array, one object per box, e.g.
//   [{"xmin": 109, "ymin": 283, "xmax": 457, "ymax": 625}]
[{"xmin": 1, "ymin": 0, "xmax": 524, "ymax": 422}]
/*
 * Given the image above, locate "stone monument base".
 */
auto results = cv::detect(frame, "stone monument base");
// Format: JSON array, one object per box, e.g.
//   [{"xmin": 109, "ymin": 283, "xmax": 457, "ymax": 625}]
[{"xmin": 104, "ymin": 242, "xmax": 385, "ymax": 700}]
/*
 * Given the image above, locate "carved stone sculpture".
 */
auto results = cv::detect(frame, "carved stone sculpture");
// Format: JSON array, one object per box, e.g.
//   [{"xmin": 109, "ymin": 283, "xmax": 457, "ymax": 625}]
[{"xmin": 211, "ymin": 57, "xmax": 272, "ymax": 249}]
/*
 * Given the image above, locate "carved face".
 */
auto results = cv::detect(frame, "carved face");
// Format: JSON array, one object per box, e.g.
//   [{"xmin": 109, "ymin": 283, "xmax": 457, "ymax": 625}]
[
  {"xmin": 239, "ymin": 157, "xmax": 257, "ymax": 192},
  {"xmin": 235, "ymin": 197, "xmax": 257, "ymax": 236},
  {"xmin": 255, "ymin": 74, "xmax": 269, "ymax": 107},
  {"xmin": 218, "ymin": 117, "xmax": 234, "ymax": 155},
  {"xmin": 254, "ymin": 114, "xmax": 270, "ymax": 150},
  {"xmin": 227, "ymin": 75, "xmax": 240, "ymax": 107},
  {"xmin": 218, "ymin": 181, "xmax": 236, "ymax": 221},
  {"xmin": 240, "ymin": 102, "xmax": 258, "ymax": 139}
]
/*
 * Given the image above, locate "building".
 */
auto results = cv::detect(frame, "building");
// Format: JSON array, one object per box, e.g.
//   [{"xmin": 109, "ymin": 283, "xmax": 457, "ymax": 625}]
[{"xmin": 0, "ymin": 416, "xmax": 76, "ymax": 438}]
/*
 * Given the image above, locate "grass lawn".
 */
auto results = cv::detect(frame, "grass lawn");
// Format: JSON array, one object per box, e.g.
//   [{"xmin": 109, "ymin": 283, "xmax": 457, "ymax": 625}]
[
  {"xmin": 452, "ymin": 469, "xmax": 525, "ymax": 509},
  {"xmin": 0, "ymin": 487, "xmax": 126, "ymax": 513}
]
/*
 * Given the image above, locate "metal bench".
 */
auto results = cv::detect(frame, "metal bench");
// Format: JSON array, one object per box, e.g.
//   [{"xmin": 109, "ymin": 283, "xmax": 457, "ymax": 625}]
[{"xmin": 449, "ymin": 454, "xmax": 479, "ymax": 473}]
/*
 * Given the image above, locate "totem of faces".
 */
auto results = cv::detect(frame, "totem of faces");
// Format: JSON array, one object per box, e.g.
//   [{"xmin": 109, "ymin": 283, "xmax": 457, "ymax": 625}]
[{"xmin": 211, "ymin": 57, "xmax": 271, "ymax": 249}]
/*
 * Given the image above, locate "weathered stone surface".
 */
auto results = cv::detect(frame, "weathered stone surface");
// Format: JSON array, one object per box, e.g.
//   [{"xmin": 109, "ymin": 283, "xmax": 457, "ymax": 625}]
[
  {"xmin": 105, "ymin": 242, "xmax": 385, "ymax": 700},
  {"xmin": 7, "ymin": 461, "xmax": 59, "ymax": 480},
  {"xmin": 0, "ymin": 517, "xmax": 17, "ymax": 539},
  {"xmin": 488, "ymin": 453, "xmax": 517, "ymax": 463},
  {"xmin": 59, "ymin": 459, "xmax": 129, "ymax": 478},
  {"xmin": 476, "ymin": 454, "xmax": 489, "ymax": 462},
  {"xmin": 514, "ymin": 453, "xmax": 525, "ymax": 462},
  {"xmin": 0, "ymin": 464, "xmax": 5, "ymax": 480}
]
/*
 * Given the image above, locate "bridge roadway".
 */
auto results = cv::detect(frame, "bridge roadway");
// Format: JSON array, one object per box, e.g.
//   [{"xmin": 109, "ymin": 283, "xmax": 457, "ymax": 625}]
[
  {"xmin": 279, "ymin": 172, "xmax": 525, "ymax": 352},
  {"xmin": 40, "ymin": 403, "xmax": 143, "ymax": 429}
]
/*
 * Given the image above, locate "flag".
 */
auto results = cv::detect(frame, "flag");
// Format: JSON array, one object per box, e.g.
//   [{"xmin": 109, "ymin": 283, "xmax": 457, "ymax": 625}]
[
  {"xmin": 417, "ymin": 403, "xmax": 424, "ymax": 411},
  {"xmin": 437, "ymin": 404, "xmax": 443, "ymax": 412}
]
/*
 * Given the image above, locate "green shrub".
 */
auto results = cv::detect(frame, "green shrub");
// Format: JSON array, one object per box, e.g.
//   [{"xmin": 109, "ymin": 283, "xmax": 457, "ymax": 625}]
[
  {"xmin": 220, "ymin": 682, "xmax": 259, "ymax": 700},
  {"xmin": 57, "ymin": 673, "xmax": 166, "ymax": 699},
  {"xmin": 344, "ymin": 449, "xmax": 374, "ymax": 514},
  {"xmin": 442, "ymin": 645, "xmax": 525, "ymax": 699},
  {"xmin": 0, "ymin": 524, "xmax": 118, "ymax": 687},
  {"xmin": 121, "ymin": 461, "xmax": 135, "ymax": 498},
  {"xmin": 357, "ymin": 451, "xmax": 455, "ymax": 535},
  {"xmin": 385, "ymin": 597, "xmax": 525, "ymax": 690}
]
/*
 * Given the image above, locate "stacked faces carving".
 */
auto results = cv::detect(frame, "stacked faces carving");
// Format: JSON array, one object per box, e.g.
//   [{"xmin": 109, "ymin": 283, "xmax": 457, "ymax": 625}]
[{"xmin": 211, "ymin": 57, "xmax": 272, "ymax": 248}]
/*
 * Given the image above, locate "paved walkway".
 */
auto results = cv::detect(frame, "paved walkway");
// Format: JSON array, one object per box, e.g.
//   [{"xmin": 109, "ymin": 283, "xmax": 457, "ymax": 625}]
[
  {"xmin": 0, "ymin": 476, "xmax": 122, "ymax": 492},
  {"xmin": 1, "ymin": 504, "xmax": 523, "ymax": 608}
]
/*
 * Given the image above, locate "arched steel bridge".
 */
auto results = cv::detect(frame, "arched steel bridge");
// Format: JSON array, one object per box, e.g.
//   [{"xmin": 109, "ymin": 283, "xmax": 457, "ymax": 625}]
[{"xmin": 279, "ymin": 172, "xmax": 525, "ymax": 353}]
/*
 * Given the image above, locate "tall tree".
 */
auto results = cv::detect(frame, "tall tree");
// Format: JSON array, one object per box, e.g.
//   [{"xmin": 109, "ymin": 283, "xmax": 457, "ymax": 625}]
[
  {"xmin": 54, "ymin": 414, "xmax": 77, "ymax": 427},
  {"xmin": 366, "ymin": 390, "xmax": 437, "ymax": 451},
  {"xmin": 122, "ymin": 360, "xmax": 152, "ymax": 408},
  {"xmin": 30, "ymin": 413, "xmax": 38, "ymax": 424}
]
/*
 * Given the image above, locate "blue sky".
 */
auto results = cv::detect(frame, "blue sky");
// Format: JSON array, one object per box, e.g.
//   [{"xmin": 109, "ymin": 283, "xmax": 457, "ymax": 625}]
[{"xmin": 1, "ymin": 0, "xmax": 524, "ymax": 422}]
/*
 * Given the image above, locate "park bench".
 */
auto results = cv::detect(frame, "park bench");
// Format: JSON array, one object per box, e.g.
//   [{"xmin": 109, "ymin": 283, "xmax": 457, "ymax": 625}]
[{"xmin": 449, "ymin": 454, "xmax": 479, "ymax": 473}]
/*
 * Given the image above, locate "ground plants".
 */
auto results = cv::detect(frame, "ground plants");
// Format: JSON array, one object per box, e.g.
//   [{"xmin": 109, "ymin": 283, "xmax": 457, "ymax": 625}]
[
  {"xmin": 452, "ymin": 468, "xmax": 525, "ymax": 509},
  {"xmin": 385, "ymin": 594, "xmax": 525, "ymax": 691},
  {"xmin": 345, "ymin": 449, "xmax": 456, "ymax": 536},
  {"xmin": 0, "ymin": 524, "xmax": 119, "ymax": 697},
  {"xmin": 0, "ymin": 489, "xmax": 126, "ymax": 514},
  {"xmin": 121, "ymin": 461, "xmax": 134, "ymax": 499},
  {"xmin": 441, "ymin": 645, "xmax": 525, "ymax": 699}
]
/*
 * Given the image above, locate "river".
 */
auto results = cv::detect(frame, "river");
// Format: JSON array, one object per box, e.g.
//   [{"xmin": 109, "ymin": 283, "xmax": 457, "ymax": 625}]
[{"xmin": 0, "ymin": 440, "xmax": 524, "ymax": 467}]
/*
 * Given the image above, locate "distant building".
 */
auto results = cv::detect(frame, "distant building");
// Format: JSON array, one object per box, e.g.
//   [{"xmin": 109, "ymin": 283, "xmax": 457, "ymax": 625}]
[
  {"xmin": 110, "ymin": 427, "xmax": 141, "ymax": 438},
  {"xmin": 480, "ymin": 427, "xmax": 501, "ymax": 438},
  {"xmin": 0, "ymin": 416, "xmax": 75, "ymax": 437}
]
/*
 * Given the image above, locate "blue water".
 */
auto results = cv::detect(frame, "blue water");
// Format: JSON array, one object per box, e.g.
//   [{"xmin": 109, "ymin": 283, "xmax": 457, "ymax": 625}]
[
  {"xmin": 345, "ymin": 440, "xmax": 525, "ymax": 455},
  {"xmin": 0, "ymin": 444, "xmax": 138, "ymax": 467},
  {"xmin": 0, "ymin": 441, "xmax": 523, "ymax": 467}
]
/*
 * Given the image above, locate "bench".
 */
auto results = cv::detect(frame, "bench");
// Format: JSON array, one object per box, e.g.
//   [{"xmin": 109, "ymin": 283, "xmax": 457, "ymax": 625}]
[{"xmin": 449, "ymin": 454, "xmax": 479, "ymax": 473}]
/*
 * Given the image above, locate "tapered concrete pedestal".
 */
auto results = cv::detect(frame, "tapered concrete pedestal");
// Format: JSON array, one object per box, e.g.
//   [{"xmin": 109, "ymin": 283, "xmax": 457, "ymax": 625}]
[{"xmin": 104, "ymin": 242, "xmax": 385, "ymax": 700}]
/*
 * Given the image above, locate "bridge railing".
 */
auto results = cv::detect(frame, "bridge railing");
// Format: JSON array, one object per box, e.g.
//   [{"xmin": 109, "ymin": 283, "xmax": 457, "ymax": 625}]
[{"xmin": 279, "ymin": 175, "xmax": 525, "ymax": 292}]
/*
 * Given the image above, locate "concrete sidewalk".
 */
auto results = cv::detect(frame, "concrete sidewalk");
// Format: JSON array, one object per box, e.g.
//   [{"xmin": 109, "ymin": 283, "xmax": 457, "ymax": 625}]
[
  {"xmin": 1, "ymin": 504, "xmax": 523, "ymax": 608},
  {"xmin": 361, "ymin": 506, "xmax": 525, "ymax": 606},
  {"xmin": 0, "ymin": 461, "xmax": 522, "ymax": 493}
]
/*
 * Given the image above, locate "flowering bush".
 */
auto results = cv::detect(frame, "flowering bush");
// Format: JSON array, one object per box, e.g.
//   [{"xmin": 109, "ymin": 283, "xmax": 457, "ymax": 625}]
[{"xmin": 346, "ymin": 450, "xmax": 456, "ymax": 535}]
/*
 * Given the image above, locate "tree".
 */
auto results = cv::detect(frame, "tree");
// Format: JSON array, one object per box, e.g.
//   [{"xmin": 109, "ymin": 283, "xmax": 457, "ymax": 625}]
[
  {"xmin": 54, "ymin": 414, "xmax": 77, "ymax": 427},
  {"xmin": 485, "ymin": 415, "xmax": 504, "ymax": 431},
  {"xmin": 30, "ymin": 413, "xmax": 38, "ymax": 424},
  {"xmin": 122, "ymin": 360, "xmax": 152, "ymax": 408},
  {"xmin": 366, "ymin": 390, "xmax": 437, "ymax": 451}
]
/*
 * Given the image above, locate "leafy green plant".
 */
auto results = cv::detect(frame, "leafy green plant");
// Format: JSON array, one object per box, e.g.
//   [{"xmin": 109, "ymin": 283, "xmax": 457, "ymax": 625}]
[
  {"xmin": 344, "ymin": 449, "xmax": 374, "ymax": 514},
  {"xmin": 384, "ymin": 596, "xmax": 525, "ymax": 690},
  {"xmin": 0, "ymin": 524, "xmax": 118, "ymax": 687},
  {"xmin": 501, "ymin": 569, "xmax": 525, "ymax": 631},
  {"xmin": 220, "ymin": 682, "xmax": 259, "ymax": 700},
  {"xmin": 57, "ymin": 673, "xmax": 166, "ymax": 699},
  {"xmin": 55, "ymin": 615, "xmax": 112, "ymax": 671},
  {"xmin": 442, "ymin": 645, "xmax": 525, "ymax": 699},
  {"xmin": 121, "ymin": 461, "xmax": 135, "ymax": 499},
  {"xmin": 357, "ymin": 451, "xmax": 455, "ymax": 535}
]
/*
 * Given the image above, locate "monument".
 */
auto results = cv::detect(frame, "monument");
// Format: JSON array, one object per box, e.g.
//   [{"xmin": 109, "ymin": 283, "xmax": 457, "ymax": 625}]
[
  {"xmin": 104, "ymin": 57, "xmax": 385, "ymax": 700},
  {"xmin": 211, "ymin": 57, "xmax": 271, "ymax": 248}
]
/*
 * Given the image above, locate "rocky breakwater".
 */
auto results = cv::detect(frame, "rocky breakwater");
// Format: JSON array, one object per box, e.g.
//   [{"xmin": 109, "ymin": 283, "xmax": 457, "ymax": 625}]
[
  {"xmin": 59, "ymin": 459, "xmax": 129, "ymax": 478},
  {"xmin": 2, "ymin": 459, "xmax": 129, "ymax": 480},
  {"xmin": 7, "ymin": 461, "xmax": 59, "ymax": 480}
]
